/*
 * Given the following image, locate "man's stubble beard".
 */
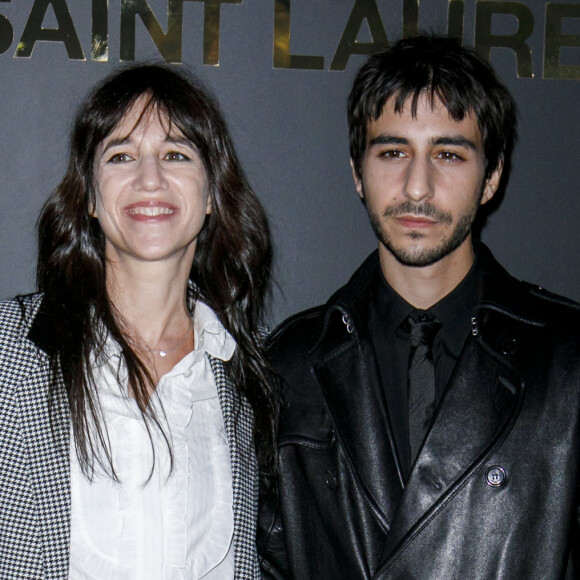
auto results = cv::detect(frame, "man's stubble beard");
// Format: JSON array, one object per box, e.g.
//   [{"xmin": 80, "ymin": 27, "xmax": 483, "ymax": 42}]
[{"xmin": 364, "ymin": 194, "xmax": 480, "ymax": 268}]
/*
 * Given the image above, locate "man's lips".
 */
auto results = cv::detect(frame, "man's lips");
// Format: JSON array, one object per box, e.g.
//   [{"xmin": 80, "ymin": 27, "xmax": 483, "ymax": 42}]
[
  {"xmin": 125, "ymin": 201, "xmax": 177, "ymax": 219},
  {"xmin": 395, "ymin": 215, "xmax": 438, "ymax": 228}
]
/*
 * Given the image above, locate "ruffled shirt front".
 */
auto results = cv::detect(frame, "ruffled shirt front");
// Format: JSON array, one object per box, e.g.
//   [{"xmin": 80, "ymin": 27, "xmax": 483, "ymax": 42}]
[{"xmin": 69, "ymin": 302, "xmax": 237, "ymax": 579}]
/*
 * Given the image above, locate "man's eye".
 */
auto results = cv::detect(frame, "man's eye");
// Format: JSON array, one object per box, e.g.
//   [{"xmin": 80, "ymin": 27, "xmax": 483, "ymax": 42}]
[
  {"xmin": 438, "ymin": 151, "xmax": 462, "ymax": 161},
  {"xmin": 165, "ymin": 151, "xmax": 190, "ymax": 161},
  {"xmin": 381, "ymin": 150, "xmax": 404, "ymax": 159}
]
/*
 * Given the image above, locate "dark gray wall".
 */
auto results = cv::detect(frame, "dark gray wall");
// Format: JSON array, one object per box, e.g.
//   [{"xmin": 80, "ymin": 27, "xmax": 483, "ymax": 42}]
[{"xmin": 0, "ymin": 0, "xmax": 578, "ymax": 326}]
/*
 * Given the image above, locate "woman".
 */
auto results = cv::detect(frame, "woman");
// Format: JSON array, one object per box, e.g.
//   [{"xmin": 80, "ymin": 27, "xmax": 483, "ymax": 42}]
[{"xmin": 0, "ymin": 64, "xmax": 274, "ymax": 579}]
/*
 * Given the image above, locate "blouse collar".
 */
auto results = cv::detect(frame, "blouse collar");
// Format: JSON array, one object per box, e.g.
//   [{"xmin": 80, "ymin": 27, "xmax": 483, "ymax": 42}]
[{"xmin": 93, "ymin": 300, "xmax": 236, "ymax": 367}]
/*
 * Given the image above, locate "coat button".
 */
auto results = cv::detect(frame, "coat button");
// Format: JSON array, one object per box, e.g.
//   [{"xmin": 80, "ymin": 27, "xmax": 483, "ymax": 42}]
[
  {"xmin": 502, "ymin": 338, "xmax": 517, "ymax": 356},
  {"xmin": 325, "ymin": 470, "xmax": 338, "ymax": 491},
  {"xmin": 485, "ymin": 465, "xmax": 506, "ymax": 487}
]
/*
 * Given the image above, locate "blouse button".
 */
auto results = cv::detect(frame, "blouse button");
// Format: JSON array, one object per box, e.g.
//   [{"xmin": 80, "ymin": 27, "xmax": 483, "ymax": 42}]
[{"xmin": 183, "ymin": 369, "xmax": 193, "ymax": 378}]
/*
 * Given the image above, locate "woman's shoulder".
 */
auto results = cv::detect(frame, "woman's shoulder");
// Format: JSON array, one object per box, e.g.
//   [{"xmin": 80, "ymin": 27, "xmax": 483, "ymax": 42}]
[{"xmin": 0, "ymin": 293, "xmax": 43, "ymax": 339}]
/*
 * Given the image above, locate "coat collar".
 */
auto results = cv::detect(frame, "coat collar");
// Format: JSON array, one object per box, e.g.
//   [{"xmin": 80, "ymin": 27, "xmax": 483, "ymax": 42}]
[
  {"xmin": 309, "ymin": 244, "xmax": 546, "ymax": 555},
  {"xmin": 26, "ymin": 293, "xmax": 57, "ymax": 355},
  {"xmin": 475, "ymin": 242, "xmax": 544, "ymax": 327},
  {"xmin": 310, "ymin": 251, "xmax": 404, "ymax": 531},
  {"xmin": 313, "ymin": 242, "xmax": 544, "ymax": 349}
]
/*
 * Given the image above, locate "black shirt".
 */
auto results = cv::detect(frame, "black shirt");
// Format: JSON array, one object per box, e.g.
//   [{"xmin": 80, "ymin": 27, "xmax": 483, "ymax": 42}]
[{"xmin": 367, "ymin": 255, "xmax": 479, "ymax": 480}]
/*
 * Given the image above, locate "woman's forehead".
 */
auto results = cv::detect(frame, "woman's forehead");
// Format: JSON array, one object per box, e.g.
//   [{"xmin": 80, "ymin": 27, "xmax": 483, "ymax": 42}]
[
  {"xmin": 112, "ymin": 98, "xmax": 179, "ymax": 138},
  {"xmin": 96, "ymin": 100, "xmax": 194, "ymax": 156}
]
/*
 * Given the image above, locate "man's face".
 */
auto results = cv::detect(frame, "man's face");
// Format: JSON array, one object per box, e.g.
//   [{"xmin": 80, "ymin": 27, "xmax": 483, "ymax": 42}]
[{"xmin": 352, "ymin": 94, "xmax": 501, "ymax": 268}]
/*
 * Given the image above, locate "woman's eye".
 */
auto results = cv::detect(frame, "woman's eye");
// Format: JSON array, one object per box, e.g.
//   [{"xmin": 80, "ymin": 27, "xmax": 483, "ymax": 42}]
[
  {"xmin": 165, "ymin": 151, "xmax": 190, "ymax": 161},
  {"xmin": 107, "ymin": 153, "xmax": 131, "ymax": 164}
]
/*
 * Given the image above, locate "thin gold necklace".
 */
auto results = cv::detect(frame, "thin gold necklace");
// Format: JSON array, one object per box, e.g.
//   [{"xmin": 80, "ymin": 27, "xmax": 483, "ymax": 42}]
[{"xmin": 128, "ymin": 317, "xmax": 193, "ymax": 358}]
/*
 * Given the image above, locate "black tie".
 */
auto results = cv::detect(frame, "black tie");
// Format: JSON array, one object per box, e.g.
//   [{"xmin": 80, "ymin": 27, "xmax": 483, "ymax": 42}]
[{"xmin": 405, "ymin": 311, "xmax": 441, "ymax": 463}]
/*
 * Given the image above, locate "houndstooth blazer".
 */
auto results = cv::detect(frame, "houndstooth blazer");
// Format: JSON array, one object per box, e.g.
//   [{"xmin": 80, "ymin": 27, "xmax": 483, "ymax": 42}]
[{"xmin": 0, "ymin": 294, "xmax": 261, "ymax": 579}]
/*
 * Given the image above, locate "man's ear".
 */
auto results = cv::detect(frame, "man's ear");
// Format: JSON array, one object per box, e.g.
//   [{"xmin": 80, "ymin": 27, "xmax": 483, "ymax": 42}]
[
  {"xmin": 481, "ymin": 161, "xmax": 503, "ymax": 205},
  {"xmin": 350, "ymin": 158, "xmax": 364, "ymax": 199}
]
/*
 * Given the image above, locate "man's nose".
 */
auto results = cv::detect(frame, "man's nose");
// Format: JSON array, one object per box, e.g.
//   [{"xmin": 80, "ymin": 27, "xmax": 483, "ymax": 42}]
[{"xmin": 403, "ymin": 156, "xmax": 434, "ymax": 202}]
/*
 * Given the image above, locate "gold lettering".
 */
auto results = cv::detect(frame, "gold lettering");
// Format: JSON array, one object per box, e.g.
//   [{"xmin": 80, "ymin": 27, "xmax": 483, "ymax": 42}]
[
  {"xmin": 92, "ymin": 0, "xmax": 108, "ymax": 61},
  {"xmin": 120, "ymin": 0, "xmax": 185, "ymax": 63},
  {"xmin": 544, "ymin": 3, "xmax": 580, "ymax": 80},
  {"xmin": 448, "ymin": 0, "xmax": 464, "ymax": 40},
  {"xmin": 273, "ymin": 0, "xmax": 324, "ymax": 70},
  {"xmin": 16, "ymin": 0, "xmax": 84, "ymax": 60},
  {"xmin": 190, "ymin": 0, "xmax": 242, "ymax": 67},
  {"xmin": 0, "ymin": 0, "xmax": 13, "ymax": 55},
  {"xmin": 330, "ymin": 0, "xmax": 388, "ymax": 71},
  {"xmin": 403, "ymin": 0, "xmax": 418, "ymax": 38},
  {"xmin": 475, "ymin": 1, "xmax": 534, "ymax": 78}
]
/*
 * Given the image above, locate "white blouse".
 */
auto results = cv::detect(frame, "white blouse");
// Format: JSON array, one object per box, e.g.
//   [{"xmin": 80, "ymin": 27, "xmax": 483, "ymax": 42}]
[{"xmin": 69, "ymin": 302, "xmax": 237, "ymax": 579}]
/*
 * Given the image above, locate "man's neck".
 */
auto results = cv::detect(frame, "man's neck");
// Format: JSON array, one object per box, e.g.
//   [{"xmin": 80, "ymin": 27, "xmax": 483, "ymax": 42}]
[{"xmin": 379, "ymin": 240, "xmax": 475, "ymax": 310}]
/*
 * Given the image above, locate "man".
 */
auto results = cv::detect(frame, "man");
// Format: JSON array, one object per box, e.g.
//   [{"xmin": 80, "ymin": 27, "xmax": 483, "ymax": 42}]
[{"xmin": 258, "ymin": 35, "xmax": 580, "ymax": 579}]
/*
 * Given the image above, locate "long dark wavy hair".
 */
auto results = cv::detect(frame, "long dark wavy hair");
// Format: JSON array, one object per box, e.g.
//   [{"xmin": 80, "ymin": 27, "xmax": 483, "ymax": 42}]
[{"xmin": 37, "ymin": 63, "xmax": 275, "ymax": 478}]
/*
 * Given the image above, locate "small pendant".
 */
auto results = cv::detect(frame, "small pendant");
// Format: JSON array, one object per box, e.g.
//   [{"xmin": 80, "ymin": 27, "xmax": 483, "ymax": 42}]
[{"xmin": 159, "ymin": 350, "xmax": 167, "ymax": 357}]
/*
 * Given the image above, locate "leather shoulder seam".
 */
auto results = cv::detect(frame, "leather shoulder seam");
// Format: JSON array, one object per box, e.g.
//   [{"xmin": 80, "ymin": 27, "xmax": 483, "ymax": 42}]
[
  {"xmin": 266, "ymin": 306, "xmax": 324, "ymax": 347},
  {"xmin": 526, "ymin": 284, "xmax": 580, "ymax": 310}
]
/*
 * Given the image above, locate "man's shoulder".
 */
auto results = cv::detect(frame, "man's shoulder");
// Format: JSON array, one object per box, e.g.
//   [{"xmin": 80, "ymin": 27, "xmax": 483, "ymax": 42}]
[
  {"xmin": 520, "ymin": 281, "xmax": 580, "ymax": 330},
  {"xmin": 266, "ymin": 251, "xmax": 380, "ymax": 359},
  {"xmin": 524, "ymin": 282, "xmax": 580, "ymax": 309},
  {"xmin": 266, "ymin": 305, "xmax": 327, "ymax": 362},
  {"xmin": 478, "ymin": 244, "xmax": 580, "ymax": 330}
]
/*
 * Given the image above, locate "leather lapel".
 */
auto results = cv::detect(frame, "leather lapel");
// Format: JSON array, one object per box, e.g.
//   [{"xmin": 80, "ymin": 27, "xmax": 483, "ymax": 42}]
[
  {"xmin": 378, "ymin": 333, "xmax": 524, "ymax": 568},
  {"xmin": 314, "ymin": 335, "xmax": 404, "ymax": 532},
  {"xmin": 17, "ymin": 341, "xmax": 71, "ymax": 579}
]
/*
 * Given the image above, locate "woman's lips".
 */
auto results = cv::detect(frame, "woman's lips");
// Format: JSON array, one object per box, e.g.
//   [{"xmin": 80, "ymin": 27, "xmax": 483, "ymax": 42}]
[{"xmin": 125, "ymin": 202, "xmax": 177, "ymax": 220}]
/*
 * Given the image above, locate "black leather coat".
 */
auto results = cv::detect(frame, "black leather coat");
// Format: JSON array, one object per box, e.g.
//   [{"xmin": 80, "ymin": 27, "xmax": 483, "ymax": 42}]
[{"xmin": 258, "ymin": 245, "xmax": 580, "ymax": 579}]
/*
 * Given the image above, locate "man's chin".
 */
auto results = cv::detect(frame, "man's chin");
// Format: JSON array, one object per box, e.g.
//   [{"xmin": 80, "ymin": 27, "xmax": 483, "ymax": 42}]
[
  {"xmin": 380, "ymin": 239, "xmax": 454, "ymax": 268},
  {"xmin": 391, "ymin": 248, "xmax": 444, "ymax": 267}
]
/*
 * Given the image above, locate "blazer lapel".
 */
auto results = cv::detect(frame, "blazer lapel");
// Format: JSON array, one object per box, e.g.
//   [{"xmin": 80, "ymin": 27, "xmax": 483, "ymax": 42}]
[
  {"xmin": 378, "ymin": 332, "xmax": 524, "ymax": 568},
  {"xmin": 17, "ymin": 340, "xmax": 71, "ymax": 579},
  {"xmin": 314, "ymin": 336, "xmax": 404, "ymax": 533},
  {"xmin": 209, "ymin": 355, "xmax": 260, "ymax": 579}
]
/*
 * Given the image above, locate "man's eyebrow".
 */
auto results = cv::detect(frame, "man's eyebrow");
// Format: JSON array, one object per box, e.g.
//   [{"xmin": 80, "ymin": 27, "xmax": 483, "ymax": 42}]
[
  {"xmin": 368, "ymin": 134, "xmax": 478, "ymax": 151},
  {"xmin": 432, "ymin": 136, "xmax": 478, "ymax": 150},
  {"xmin": 368, "ymin": 135, "xmax": 408, "ymax": 147}
]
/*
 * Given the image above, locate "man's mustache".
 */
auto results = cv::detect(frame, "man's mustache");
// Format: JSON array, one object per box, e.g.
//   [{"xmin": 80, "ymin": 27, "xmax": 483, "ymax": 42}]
[{"xmin": 383, "ymin": 201, "xmax": 453, "ymax": 225}]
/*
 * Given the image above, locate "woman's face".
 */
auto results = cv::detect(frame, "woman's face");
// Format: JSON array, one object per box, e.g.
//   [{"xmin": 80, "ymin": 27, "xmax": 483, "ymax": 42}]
[{"xmin": 92, "ymin": 98, "xmax": 211, "ymax": 269}]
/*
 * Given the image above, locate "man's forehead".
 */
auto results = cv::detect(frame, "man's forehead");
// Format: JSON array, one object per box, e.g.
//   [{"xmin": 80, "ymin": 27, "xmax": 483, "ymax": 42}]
[
  {"xmin": 366, "ymin": 94, "xmax": 481, "ymax": 142},
  {"xmin": 377, "ymin": 92, "xmax": 470, "ymax": 119}
]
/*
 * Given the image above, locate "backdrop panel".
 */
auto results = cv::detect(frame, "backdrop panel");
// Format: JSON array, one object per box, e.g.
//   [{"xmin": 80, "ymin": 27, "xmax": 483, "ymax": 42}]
[{"xmin": 0, "ymin": 0, "xmax": 578, "ymax": 324}]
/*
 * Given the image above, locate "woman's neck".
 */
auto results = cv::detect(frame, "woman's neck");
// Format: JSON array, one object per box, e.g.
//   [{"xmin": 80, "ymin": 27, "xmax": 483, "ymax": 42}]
[{"xmin": 106, "ymin": 259, "xmax": 195, "ymax": 381}]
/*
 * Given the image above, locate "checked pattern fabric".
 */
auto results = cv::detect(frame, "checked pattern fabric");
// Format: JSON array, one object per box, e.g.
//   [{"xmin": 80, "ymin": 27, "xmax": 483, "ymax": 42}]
[
  {"xmin": 0, "ymin": 294, "xmax": 260, "ymax": 579},
  {"xmin": 0, "ymin": 294, "xmax": 71, "ymax": 579},
  {"xmin": 210, "ymin": 355, "xmax": 261, "ymax": 579}
]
